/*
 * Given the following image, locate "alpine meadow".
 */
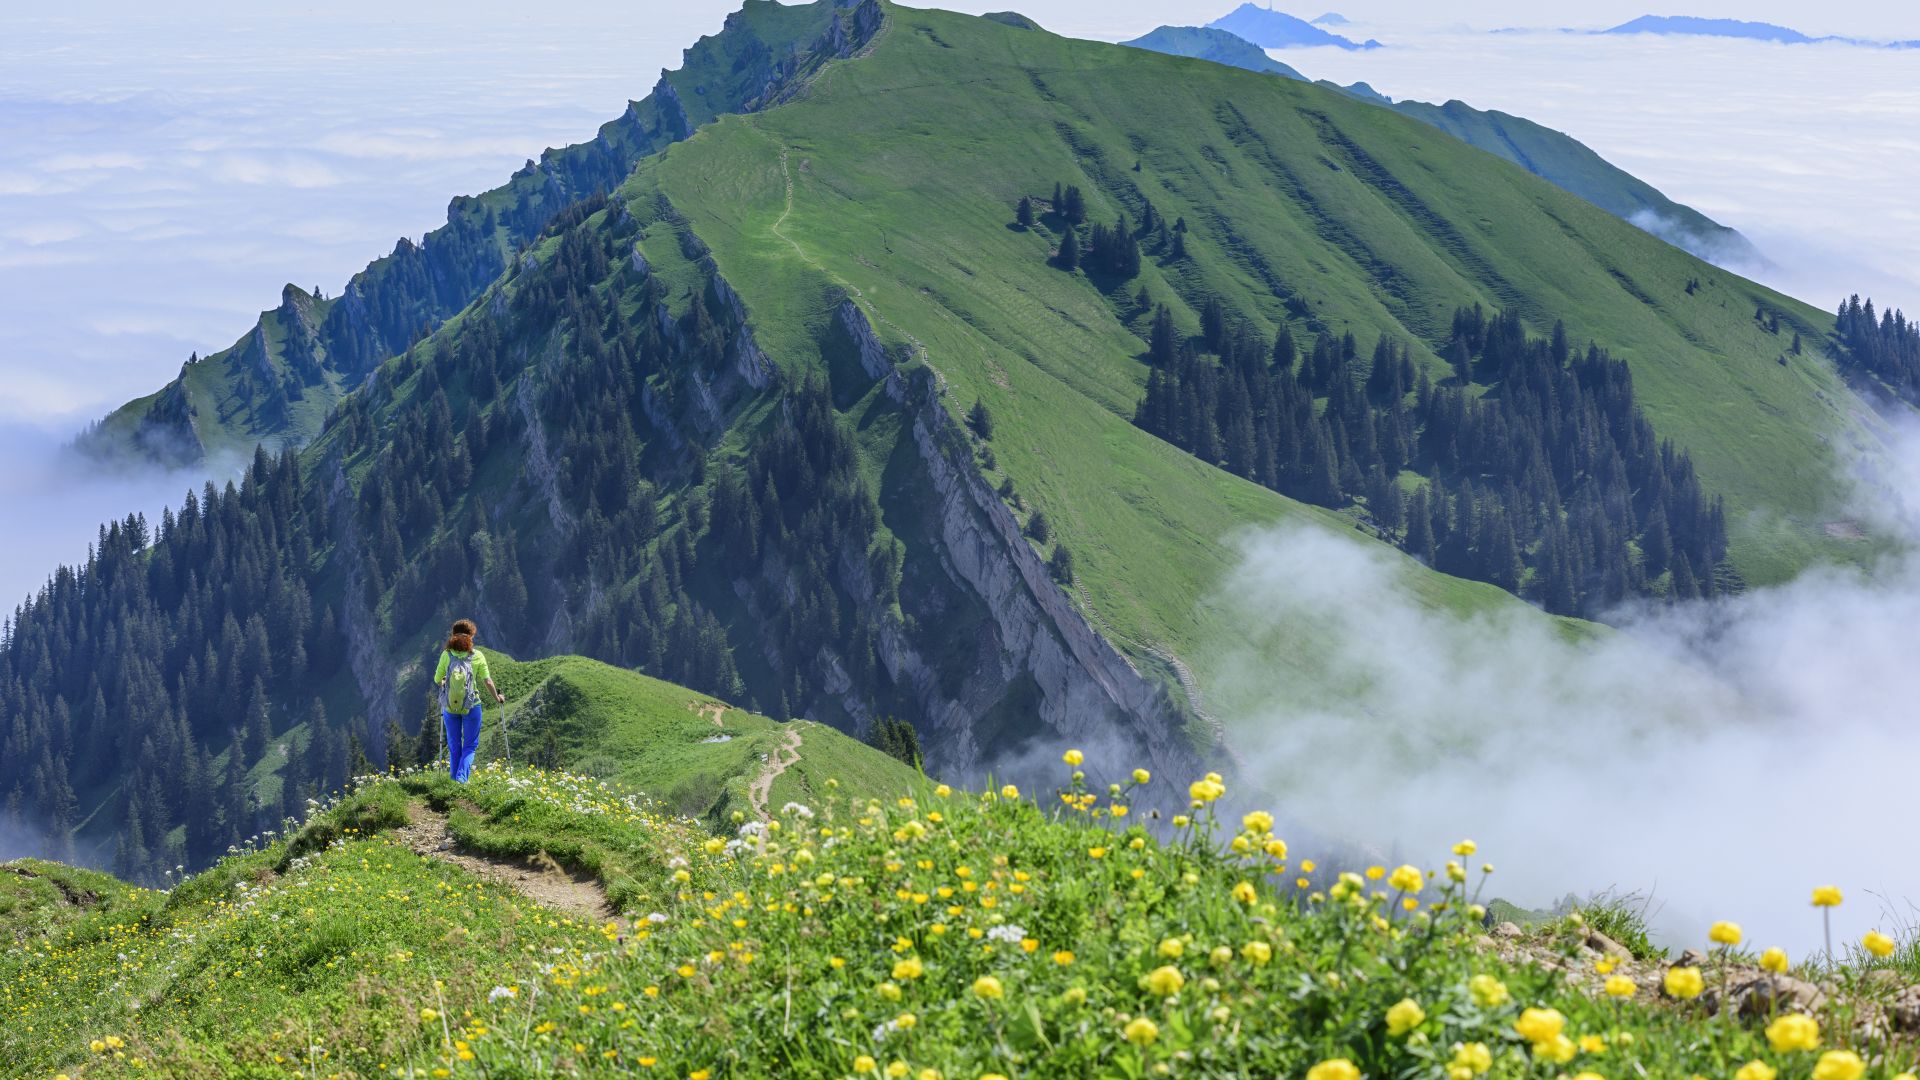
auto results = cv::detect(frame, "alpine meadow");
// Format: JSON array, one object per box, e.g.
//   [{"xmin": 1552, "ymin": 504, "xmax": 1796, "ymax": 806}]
[{"xmin": 7, "ymin": 1, "xmax": 1920, "ymax": 1077}]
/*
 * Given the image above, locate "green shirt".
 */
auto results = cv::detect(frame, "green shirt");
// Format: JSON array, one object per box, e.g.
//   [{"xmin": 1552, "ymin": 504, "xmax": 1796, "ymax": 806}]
[{"xmin": 434, "ymin": 648, "xmax": 491, "ymax": 687}]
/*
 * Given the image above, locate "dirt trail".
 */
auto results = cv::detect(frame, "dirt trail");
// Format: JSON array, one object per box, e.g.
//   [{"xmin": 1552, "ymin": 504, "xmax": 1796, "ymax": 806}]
[
  {"xmin": 393, "ymin": 803, "xmax": 616, "ymax": 924},
  {"xmin": 686, "ymin": 700, "xmax": 727, "ymax": 727},
  {"xmin": 749, "ymin": 729, "xmax": 804, "ymax": 819}
]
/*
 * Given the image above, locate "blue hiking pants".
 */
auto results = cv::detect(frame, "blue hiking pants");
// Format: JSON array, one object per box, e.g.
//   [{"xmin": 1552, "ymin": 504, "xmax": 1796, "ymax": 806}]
[{"xmin": 443, "ymin": 704, "xmax": 482, "ymax": 782}]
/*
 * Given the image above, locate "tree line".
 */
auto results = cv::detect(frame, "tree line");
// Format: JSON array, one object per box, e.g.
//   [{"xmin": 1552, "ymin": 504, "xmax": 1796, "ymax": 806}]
[{"xmin": 1134, "ymin": 300, "xmax": 1731, "ymax": 615}]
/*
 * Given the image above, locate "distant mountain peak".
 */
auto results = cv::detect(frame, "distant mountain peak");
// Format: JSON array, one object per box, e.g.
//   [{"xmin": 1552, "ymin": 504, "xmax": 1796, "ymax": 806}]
[
  {"xmin": 1207, "ymin": 3, "xmax": 1381, "ymax": 49},
  {"xmin": 1601, "ymin": 15, "xmax": 1815, "ymax": 43},
  {"xmin": 1311, "ymin": 12, "xmax": 1349, "ymax": 25}
]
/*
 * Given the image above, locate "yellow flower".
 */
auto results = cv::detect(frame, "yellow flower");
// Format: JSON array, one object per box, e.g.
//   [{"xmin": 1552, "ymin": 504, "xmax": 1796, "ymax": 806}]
[
  {"xmin": 1265, "ymin": 838, "xmax": 1289, "ymax": 859},
  {"xmin": 1734, "ymin": 1061, "xmax": 1778, "ymax": 1080},
  {"xmin": 1863, "ymin": 931, "xmax": 1896, "ymax": 958},
  {"xmin": 1305, "ymin": 1060, "xmax": 1360, "ymax": 1080},
  {"xmin": 1088, "ymin": 846, "xmax": 1107, "ymax": 859},
  {"xmin": 1811, "ymin": 886, "xmax": 1843, "ymax": 907},
  {"xmin": 90, "ymin": 1040, "xmax": 106, "ymax": 1054},
  {"xmin": 1578, "ymin": 1034, "xmax": 1607, "ymax": 1054},
  {"xmin": 855, "ymin": 1056, "xmax": 878, "ymax": 1075},
  {"xmin": 1452, "ymin": 839, "xmax": 1477, "ymax": 856},
  {"xmin": 420, "ymin": 1008, "xmax": 440, "ymax": 1023},
  {"xmin": 971, "ymin": 975, "xmax": 1004, "ymax": 1000},
  {"xmin": 1231, "ymin": 880, "xmax": 1257, "ymax": 905},
  {"xmin": 1604, "ymin": 975, "xmax": 1636, "ymax": 998},
  {"xmin": 1812, "ymin": 1051, "xmax": 1866, "ymax": 1080},
  {"xmin": 893, "ymin": 956, "xmax": 924, "ymax": 980},
  {"xmin": 1241, "ymin": 940, "xmax": 1272, "ymax": 965},
  {"xmin": 1468, "ymin": 974, "xmax": 1509, "ymax": 1008},
  {"xmin": 1532, "ymin": 1035, "xmax": 1577, "ymax": 1064},
  {"xmin": 886, "ymin": 1063, "xmax": 910, "ymax": 1079},
  {"xmin": 1157, "ymin": 938, "xmax": 1184, "ymax": 958},
  {"xmin": 1132, "ymin": 768, "xmax": 1151, "ymax": 784},
  {"xmin": 1765, "ymin": 1013, "xmax": 1821, "ymax": 1053},
  {"xmin": 1664, "ymin": 966, "xmax": 1705, "ymax": 1000},
  {"xmin": 1709, "ymin": 921, "xmax": 1743, "ymax": 946},
  {"xmin": 934, "ymin": 785, "xmax": 951, "ymax": 798},
  {"xmin": 1448, "ymin": 1041, "xmax": 1492, "ymax": 1076},
  {"xmin": 1760, "ymin": 947, "xmax": 1790, "ymax": 973},
  {"xmin": 1512, "ymin": 1007, "xmax": 1565, "ymax": 1045},
  {"xmin": 1123, "ymin": 1016, "xmax": 1159, "ymax": 1046},
  {"xmin": 1062, "ymin": 748, "xmax": 1084, "ymax": 766},
  {"xmin": 1242, "ymin": 810, "xmax": 1274, "ymax": 834},
  {"xmin": 1571, "ymin": 1074, "xmax": 1605, "ymax": 1080},
  {"xmin": 1144, "ymin": 965, "xmax": 1185, "ymax": 997},
  {"xmin": 1052, "ymin": 950, "xmax": 1074, "ymax": 966},
  {"xmin": 1386, "ymin": 997, "xmax": 1426, "ymax": 1037},
  {"xmin": 1387, "ymin": 864, "xmax": 1424, "ymax": 893}
]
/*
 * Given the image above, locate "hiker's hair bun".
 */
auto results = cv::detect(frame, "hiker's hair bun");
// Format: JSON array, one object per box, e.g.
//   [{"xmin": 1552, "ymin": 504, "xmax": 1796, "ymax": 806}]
[
  {"xmin": 447, "ymin": 632, "xmax": 474, "ymax": 653},
  {"xmin": 451, "ymin": 618, "xmax": 477, "ymax": 636}
]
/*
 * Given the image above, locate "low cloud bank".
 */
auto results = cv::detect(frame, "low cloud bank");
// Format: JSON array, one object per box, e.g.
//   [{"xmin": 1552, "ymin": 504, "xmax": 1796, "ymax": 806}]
[{"xmin": 1218, "ymin": 430, "xmax": 1920, "ymax": 957}]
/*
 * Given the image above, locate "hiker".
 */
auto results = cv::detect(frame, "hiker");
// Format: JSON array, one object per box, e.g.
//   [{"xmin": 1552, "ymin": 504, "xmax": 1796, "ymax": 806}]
[{"xmin": 434, "ymin": 619, "xmax": 504, "ymax": 782}]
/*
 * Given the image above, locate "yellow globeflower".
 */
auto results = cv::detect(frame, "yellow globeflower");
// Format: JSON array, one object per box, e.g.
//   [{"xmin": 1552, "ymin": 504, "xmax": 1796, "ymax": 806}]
[
  {"xmin": 1123, "ymin": 1016, "xmax": 1159, "ymax": 1046},
  {"xmin": 1242, "ymin": 810, "xmax": 1274, "ymax": 835},
  {"xmin": 1188, "ymin": 778, "xmax": 1225, "ymax": 803},
  {"xmin": 971, "ymin": 975, "xmax": 1004, "ymax": 1000},
  {"xmin": 1304, "ymin": 1060, "xmax": 1361, "ymax": 1080},
  {"xmin": 1144, "ymin": 965, "xmax": 1185, "ymax": 997},
  {"xmin": 1760, "ymin": 947, "xmax": 1789, "ymax": 973},
  {"xmin": 1468, "ymin": 974, "xmax": 1510, "ymax": 1008},
  {"xmin": 1863, "ymin": 931, "xmax": 1896, "ymax": 958},
  {"xmin": 1052, "ymin": 950, "xmax": 1075, "ymax": 966},
  {"xmin": 1604, "ymin": 975, "xmax": 1636, "ymax": 998},
  {"xmin": 1241, "ymin": 940, "xmax": 1273, "ymax": 965},
  {"xmin": 1157, "ymin": 938, "xmax": 1184, "ymax": 959},
  {"xmin": 999, "ymin": 784, "xmax": 1019, "ymax": 800},
  {"xmin": 1571, "ymin": 1074, "xmax": 1605, "ymax": 1080},
  {"xmin": 1664, "ymin": 966, "xmax": 1705, "ymax": 1000},
  {"xmin": 1532, "ymin": 1035, "xmax": 1577, "ymax": 1064},
  {"xmin": 1385, "ymin": 997, "xmax": 1426, "ymax": 1037},
  {"xmin": 1132, "ymin": 768, "xmax": 1151, "ymax": 784},
  {"xmin": 1232, "ymin": 881, "xmax": 1257, "ymax": 905},
  {"xmin": 1765, "ymin": 1013, "xmax": 1821, "ymax": 1053},
  {"xmin": 854, "ymin": 1055, "xmax": 878, "ymax": 1074},
  {"xmin": 1734, "ymin": 1061, "xmax": 1778, "ymax": 1080},
  {"xmin": 1812, "ymin": 1051, "xmax": 1866, "ymax": 1080},
  {"xmin": 892, "ymin": 956, "xmax": 924, "ymax": 980},
  {"xmin": 934, "ymin": 785, "xmax": 952, "ymax": 798},
  {"xmin": 1062, "ymin": 748, "xmax": 1084, "ymax": 766},
  {"xmin": 1709, "ymin": 921, "xmax": 1743, "ymax": 946},
  {"xmin": 1387, "ymin": 865, "xmax": 1424, "ymax": 893},
  {"xmin": 1448, "ymin": 1042, "xmax": 1493, "ymax": 1076},
  {"xmin": 887, "ymin": 1063, "xmax": 910, "ymax": 1080},
  {"xmin": 1512, "ymin": 1007, "xmax": 1565, "ymax": 1045},
  {"xmin": 1811, "ymin": 886, "xmax": 1843, "ymax": 907},
  {"xmin": 1452, "ymin": 839, "xmax": 1478, "ymax": 856}
]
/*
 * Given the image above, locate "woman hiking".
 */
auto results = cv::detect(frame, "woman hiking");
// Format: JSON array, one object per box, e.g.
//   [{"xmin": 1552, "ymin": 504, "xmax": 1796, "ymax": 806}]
[{"xmin": 435, "ymin": 619, "xmax": 504, "ymax": 782}]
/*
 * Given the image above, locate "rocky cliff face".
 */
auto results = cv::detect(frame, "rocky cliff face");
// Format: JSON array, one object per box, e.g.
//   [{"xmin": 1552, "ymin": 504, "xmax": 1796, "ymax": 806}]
[{"xmin": 824, "ymin": 299, "xmax": 1196, "ymax": 784}]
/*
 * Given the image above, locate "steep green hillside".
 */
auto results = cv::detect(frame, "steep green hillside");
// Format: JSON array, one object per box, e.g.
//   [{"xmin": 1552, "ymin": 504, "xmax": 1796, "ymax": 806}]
[
  {"xmin": 1123, "ymin": 24, "xmax": 1762, "ymax": 266},
  {"xmin": 9, "ymin": 759, "xmax": 1915, "ymax": 1077}
]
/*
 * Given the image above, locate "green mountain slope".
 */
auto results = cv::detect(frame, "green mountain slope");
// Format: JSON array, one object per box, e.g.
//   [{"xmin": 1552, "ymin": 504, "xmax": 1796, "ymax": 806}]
[
  {"xmin": 1123, "ymin": 24, "xmax": 1762, "ymax": 266},
  {"xmin": 9, "ymin": 757, "xmax": 1910, "ymax": 1077},
  {"xmin": 75, "ymin": 0, "xmax": 849, "ymax": 467}
]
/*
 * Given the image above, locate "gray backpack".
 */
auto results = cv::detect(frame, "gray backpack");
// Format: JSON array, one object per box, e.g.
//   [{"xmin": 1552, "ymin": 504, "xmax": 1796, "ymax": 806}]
[{"xmin": 441, "ymin": 651, "xmax": 480, "ymax": 713}]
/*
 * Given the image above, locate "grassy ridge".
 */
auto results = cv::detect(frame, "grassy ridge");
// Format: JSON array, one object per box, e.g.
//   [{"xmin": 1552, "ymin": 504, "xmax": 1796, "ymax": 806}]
[{"xmin": 8, "ymin": 755, "xmax": 1915, "ymax": 1077}]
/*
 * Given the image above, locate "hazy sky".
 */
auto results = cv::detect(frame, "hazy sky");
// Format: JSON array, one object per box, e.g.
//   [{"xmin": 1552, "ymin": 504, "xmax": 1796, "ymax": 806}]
[{"xmin": 1, "ymin": 0, "xmax": 1916, "ymax": 602}]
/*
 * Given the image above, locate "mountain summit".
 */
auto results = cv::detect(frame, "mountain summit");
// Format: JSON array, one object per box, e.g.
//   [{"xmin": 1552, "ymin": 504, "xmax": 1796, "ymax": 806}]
[{"xmin": 1207, "ymin": 2, "xmax": 1381, "ymax": 48}]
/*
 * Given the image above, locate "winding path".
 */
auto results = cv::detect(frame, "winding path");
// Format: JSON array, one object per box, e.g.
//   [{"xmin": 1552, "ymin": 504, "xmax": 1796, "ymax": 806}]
[
  {"xmin": 748, "ymin": 729, "xmax": 804, "ymax": 819},
  {"xmin": 393, "ymin": 802, "xmax": 616, "ymax": 924}
]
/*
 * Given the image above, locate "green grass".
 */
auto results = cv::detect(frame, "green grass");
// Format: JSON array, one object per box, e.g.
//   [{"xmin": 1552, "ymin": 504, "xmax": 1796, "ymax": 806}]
[{"xmin": 8, "ymin": 758, "xmax": 1916, "ymax": 1078}]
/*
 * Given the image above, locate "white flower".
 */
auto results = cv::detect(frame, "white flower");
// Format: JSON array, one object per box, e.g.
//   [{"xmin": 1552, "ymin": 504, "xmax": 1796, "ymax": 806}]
[
  {"xmin": 488, "ymin": 986, "xmax": 518, "ymax": 1001},
  {"xmin": 646, "ymin": 912, "xmax": 669, "ymax": 924},
  {"xmin": 986, "ymin": 924, "xmax": 1027, "ymax": 944},
  {"xmin": 666, "ymin": 855, "xmax": 689, "ymax": 869},
  {"xmin": 737, "ymin": 821, "xmax": 768, "ymax": 839},
  {"xmin": 781, "ymin": 802, "xmax": 815, "ymax": 819},
  {"xmin": 872, "ymin": 1018, "xmax": 903, "ymax": 1041}
]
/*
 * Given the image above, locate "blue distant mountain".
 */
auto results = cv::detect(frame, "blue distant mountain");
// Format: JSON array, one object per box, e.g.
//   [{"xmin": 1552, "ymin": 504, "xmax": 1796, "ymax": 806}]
[
  {"xmin": 1598, "ymin": 15, "xmax": 1920, "ymax": 47},
  {"xmin": 1121, "ymin": 26, "xmax": 1307, "ymax": 77},
  {"xmin": 1206, "ymin": 3, "xmax": 1380, "ymax": 49},
  {"xmin": 1602, "ymin": 15, "xmax": 1814, "ymax": 42},
  {"xmin": 1311, "ymin": 12, "xmax": 1350, "ymax": 26}
]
